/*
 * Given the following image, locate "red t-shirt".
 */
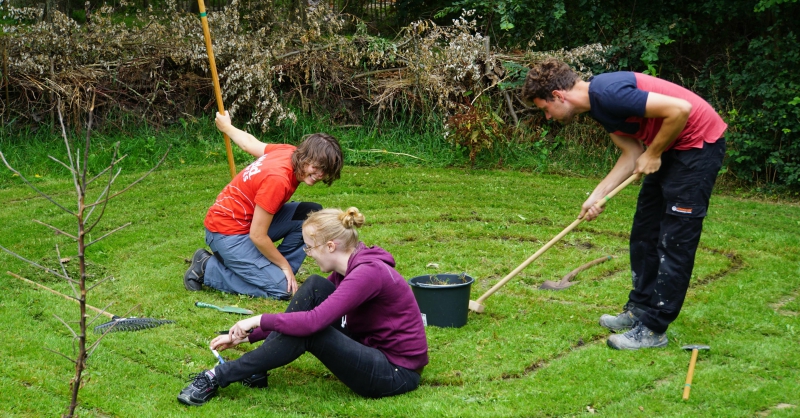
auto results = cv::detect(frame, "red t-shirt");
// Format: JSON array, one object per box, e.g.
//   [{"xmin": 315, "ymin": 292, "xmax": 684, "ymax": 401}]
[
  {"xmin": 588, "ymin": 72, "xmax": 728, "ymax": 151},
  {"xmin": 204, "ymin": 144, "xmax": 299, "ymax": 235}
]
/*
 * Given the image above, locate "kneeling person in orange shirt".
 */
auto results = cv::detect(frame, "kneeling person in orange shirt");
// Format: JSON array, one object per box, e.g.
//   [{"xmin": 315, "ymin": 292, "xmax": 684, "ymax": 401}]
[{"xmin": 184, "ymin": 111, "xmax": 343, "ymax": 299}]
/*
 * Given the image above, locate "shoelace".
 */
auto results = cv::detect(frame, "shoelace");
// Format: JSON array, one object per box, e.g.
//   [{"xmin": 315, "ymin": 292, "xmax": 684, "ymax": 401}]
[
  {"xmin": 628, "ymin": 322, "xmax": 645, "ymax": 342},
  {"xmin": 187, "ymin": 373, "xmax": 212, "ymax": 390}
]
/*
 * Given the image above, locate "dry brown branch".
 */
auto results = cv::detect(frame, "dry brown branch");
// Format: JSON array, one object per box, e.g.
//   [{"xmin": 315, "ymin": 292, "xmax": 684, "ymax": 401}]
[
  {"xmin": 44, "ymin": 347, "xmax": 78, "ymax": 365},
  {"xmin": 54, "ymin": 243, "xmax": 79, "ymax": 298},
  {"xmin": 52, "ymin": 313, "xmax": 79, "ymax": 339},
  {"xmin": 0, "ymin": 244, "xmax": 77, "ymax": 283},
  {"xmin": 84, "ymin": 146, "xmax": 170, "ymax": 209},
  {"xmin": 86, "ymin": 275, "xmax": 114, "ymax": 292},
  {"xmin": 85, "ymin": 222, "xmax": 131, "ymax": 247},
  {"xmin": 0, "ymin": 152, "xmax": 77, "ymax": 216},
  {"xmin": 48, "ymin": 155, "xmax": 78, "ymax": 174},
  {"xmin": 346, "ymin": 148, "xmax": 428, "ymax": 161},
  {"xmin": 352, "ymin": 67, "xmax": 407, "ymax": 79},
  {"xmin": 33, "ymin": 219, "xmax": 78, "ymax": 241}
]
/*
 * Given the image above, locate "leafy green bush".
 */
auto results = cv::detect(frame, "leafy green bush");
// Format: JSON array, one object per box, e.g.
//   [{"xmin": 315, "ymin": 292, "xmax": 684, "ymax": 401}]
[
  {"xmin": 719, "ymin": 31, "xmax": 800, "ymax": 186},
  {"xmin": 434, "ymin": 0, "xmax": 800, "ymax": 188}
]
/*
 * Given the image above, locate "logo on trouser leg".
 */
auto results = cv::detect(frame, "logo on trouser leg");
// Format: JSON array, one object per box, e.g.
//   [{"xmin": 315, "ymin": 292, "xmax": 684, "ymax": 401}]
[{"xmin": 672, "ymin": 206, "xmax": 693, "ymax": 214}]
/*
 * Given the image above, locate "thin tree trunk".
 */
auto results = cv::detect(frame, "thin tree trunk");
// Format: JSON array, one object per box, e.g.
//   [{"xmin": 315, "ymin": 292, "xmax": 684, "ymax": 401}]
[
  {"xmin": 2, "ymin": 39, "xmax": 8, "ymax": 124},
  {"xmin": 50, "ymin": 58, "xmax": 55, "ymax": 133}
]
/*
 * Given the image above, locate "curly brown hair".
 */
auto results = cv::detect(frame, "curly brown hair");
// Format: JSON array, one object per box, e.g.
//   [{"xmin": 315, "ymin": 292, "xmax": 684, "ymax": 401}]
[
  {"xmin": 521, "ymin": 58, "xmax": 580, "ymax": 102},
  {"xmin": 292, "ymin": 133, "xmax": 344, "ymax": 186}
]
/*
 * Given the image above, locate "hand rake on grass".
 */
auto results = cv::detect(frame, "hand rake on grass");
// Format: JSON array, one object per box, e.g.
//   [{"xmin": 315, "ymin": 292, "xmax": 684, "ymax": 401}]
[{"xmin": 8, "ymin": 271, "xmax": 174, "ymax": 333}]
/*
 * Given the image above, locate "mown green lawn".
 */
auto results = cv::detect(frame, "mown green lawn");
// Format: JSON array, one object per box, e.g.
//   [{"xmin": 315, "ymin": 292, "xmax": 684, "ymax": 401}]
[{"xmin": 1, "ymin": 164, "xmax": 798, "ymax": 417}]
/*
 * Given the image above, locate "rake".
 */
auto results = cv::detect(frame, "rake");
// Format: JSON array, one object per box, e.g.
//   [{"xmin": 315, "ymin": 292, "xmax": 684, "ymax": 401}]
[{"xmin": 8, "ymin": 271, "xmax": 174, "ymax": 333}]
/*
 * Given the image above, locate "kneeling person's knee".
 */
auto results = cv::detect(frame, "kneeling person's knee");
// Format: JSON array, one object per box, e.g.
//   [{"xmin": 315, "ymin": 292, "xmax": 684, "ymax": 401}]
[{"xmin": 293, "ymin": 202, "xmax": 323, "ymax": 220}]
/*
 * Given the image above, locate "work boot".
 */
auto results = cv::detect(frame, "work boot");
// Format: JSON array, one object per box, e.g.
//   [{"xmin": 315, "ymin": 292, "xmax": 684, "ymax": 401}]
[
  {"xmin": 242, "ymin": 373, "xmax": 269, "ymax": 389},
  {"xmin": 177, "ymin": 370, "xmax": 219, "ymax": 406},
  {"xmin": 599, "ymin": 304, "xmax": 643, "ymax": 332},
  {"xmin": 184, "ymin": 249, "xmax": 212, "ymax": 291},
  {"xmin": 607, "ymin": 322, "xmax": 668, "ymax": 350}
]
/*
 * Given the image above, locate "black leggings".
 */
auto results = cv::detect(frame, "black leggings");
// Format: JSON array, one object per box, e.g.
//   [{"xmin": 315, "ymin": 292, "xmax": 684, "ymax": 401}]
[{"xmin": 214, "ymin": 275, "xmax": 421, "ymax": 398}]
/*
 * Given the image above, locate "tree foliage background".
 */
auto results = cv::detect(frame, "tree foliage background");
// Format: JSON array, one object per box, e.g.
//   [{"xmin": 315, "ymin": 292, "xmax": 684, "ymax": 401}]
[
  {"xmin": 1, "ymin": 0, "xmax": 799, "ymax": 187},
  {"xmin": 437, "ymin": 0, "xmax": 800, "ymax": 185}
]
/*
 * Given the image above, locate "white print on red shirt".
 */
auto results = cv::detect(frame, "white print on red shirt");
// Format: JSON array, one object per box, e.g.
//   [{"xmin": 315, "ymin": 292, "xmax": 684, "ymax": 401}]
[{"xmin": 242, "ymin": 155, "xmax": 266, "ymax": 182}]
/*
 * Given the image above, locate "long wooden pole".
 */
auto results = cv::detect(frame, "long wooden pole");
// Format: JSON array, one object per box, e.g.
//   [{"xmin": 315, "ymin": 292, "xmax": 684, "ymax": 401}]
[
  {"xmin": 468, "ymin": 173, "xmax": 641, "ymax": 313},
  {"xmin": 197, "ymin": 0, "xmax": 237, "ymax": 179}
]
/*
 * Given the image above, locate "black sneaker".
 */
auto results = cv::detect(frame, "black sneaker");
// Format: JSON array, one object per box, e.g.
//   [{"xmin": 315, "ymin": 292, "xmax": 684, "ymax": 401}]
[
  {"xmin": 177, "ymin": 370, "xmax": 219, "ymax": 406},
  {"xmin": 184, "ymin": 249, "xmax": 212, "ymax": 291},
  {"xmin": 242, "ymin": 373, "xmax": 269, "ymax": 389}
]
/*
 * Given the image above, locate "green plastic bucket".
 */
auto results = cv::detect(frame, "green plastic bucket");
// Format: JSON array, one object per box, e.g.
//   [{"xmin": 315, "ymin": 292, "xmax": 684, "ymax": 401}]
[{"xmin": 408, "ymin": 274, "xmax": 474, "ymax": 328}]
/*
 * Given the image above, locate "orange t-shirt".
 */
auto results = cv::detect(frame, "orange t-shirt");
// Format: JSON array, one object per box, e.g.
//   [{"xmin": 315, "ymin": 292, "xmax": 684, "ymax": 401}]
[{"xmin": 204, "ymin": 144, "xmax": 300, "ymax": 235}]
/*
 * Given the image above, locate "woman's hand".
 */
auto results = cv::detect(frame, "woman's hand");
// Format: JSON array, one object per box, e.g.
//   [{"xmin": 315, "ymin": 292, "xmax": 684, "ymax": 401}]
[
  {"xmin": 214, "ymin": 111, "xmax": 233, "ymax": 133},
  {"xmin": 283, "ymin": 267, "xmax": 298, "ymax": 294},
  {"xmin": 210, "ymin": 333, "xmax": 248, "ymax": 351},
  {"xmin": 230, "ymin": 314, "xmax": 263, "ymax": 341}
]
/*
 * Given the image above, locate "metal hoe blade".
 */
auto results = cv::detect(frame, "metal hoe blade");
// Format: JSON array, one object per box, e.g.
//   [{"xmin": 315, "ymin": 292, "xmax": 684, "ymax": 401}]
[{"xmin": 540, "ymin": 255, "xmax": 616, "ymax": 291}]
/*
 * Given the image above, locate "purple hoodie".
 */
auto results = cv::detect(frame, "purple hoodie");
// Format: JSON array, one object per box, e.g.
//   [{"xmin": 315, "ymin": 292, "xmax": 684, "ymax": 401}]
[{"xmin": 251, "ymin": 243, "xmax": 429, "ymax": 371}]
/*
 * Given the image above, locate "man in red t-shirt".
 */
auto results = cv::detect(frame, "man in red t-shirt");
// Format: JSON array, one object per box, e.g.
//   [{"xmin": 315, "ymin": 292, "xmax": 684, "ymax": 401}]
[
  {"xmin": 522, "ymin": 59, "xmax": 727, "ymax": 350},
  {"xmin": 183, "ymin": 112, "xmax": 343, "ymax": 299}
]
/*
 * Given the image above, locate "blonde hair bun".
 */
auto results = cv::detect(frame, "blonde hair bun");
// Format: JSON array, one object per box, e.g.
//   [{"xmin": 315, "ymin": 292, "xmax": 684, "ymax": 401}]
[
  {"xmin": 304, "ymin": 207, "xmax": 364, "ymax": 251},
  {"xmin": 339, "ymin": 207, "xmax": 365, "ymax": 229}
]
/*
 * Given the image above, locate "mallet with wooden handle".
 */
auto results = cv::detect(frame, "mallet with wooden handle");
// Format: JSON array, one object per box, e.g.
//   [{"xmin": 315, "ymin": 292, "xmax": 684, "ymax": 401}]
[
  {"xmin": 468, "ymin": 173, "xmax": 641, "ymax": 313},
  {"xmin": 197, "ymin": 0, "xmax": 237, "ymax": 180},
  {"xmin": 682, "ymin": 344, "xmax": 710, "ymax": 400}
]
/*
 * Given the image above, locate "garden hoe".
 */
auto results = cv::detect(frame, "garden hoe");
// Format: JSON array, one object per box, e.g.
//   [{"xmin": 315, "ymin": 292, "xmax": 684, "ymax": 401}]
[
  {"xmin": 8, "ymin": 271, "xmax": 174, "ymax": 333},
  {"xmin": 682, "ymin": 344, "xmax": 710, "ymax": 400},
  {"xmin": 539, "ymin": 255, "xmax": 616, "ymax": 290},
  {"xmin": 468, "ymin": 173, "xmax": 640, "ymax": 313}
]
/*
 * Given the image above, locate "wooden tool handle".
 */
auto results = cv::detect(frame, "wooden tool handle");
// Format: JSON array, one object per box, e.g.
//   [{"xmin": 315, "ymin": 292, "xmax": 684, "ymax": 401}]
[
  {"xmin": 595, "ymin": 173, "xmax": 641, "ymax": 209},
  {"xmin": 7, "ymin": 271, "xmax": 114, "ymax": 319},
  {"xmin": 197, "ymin": 0, "xmax": 237, "ymax": 180},
  {"xmin": 474, "ymin": 173, "xmax": 641, "ymax": 305},
  {"xmin": 475, "ymin": 217, "xmax": 583, "ymax": 304},
  {"xmin": 682, "ymin": 348, "xmax": 699, "ymax": 400}
]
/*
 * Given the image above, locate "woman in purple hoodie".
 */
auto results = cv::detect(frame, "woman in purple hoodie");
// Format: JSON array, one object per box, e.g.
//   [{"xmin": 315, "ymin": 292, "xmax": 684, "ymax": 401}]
[{"xmin": 178, "ymin": 207, "xmax": 429, "ymax": 406}]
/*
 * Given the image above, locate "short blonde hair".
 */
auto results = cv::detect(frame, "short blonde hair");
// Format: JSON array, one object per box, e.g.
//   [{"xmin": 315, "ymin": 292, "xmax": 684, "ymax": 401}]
[{"xmin": 303, "ymin": 207, "xmax": 365, "ymax": 251}]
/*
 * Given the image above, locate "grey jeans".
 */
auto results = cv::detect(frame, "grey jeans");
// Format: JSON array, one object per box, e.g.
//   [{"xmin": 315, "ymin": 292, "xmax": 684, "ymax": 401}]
[{"xmin": 203, "ymin": 201, "xmax": 320, "ymax": 299}]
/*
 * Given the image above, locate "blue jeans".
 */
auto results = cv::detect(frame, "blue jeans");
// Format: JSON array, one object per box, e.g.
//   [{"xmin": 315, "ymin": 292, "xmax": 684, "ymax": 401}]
[
  {"xmin": 215, "ymin": 275, "xmax": 422, "ymax": 398},
  {"xmin": 628, "ymin": 139, "xmax": 726, "ymax": 333},
  {"xmin": 203, "ymin": 202, "xmax": 320, "ymax": 299}
]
